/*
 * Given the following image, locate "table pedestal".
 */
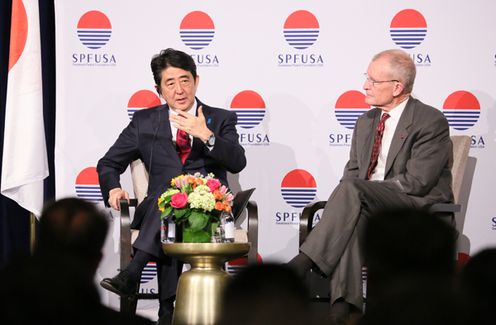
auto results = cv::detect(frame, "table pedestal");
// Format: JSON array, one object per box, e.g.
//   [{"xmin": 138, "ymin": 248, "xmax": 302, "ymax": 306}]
[{"xmin": 163, "ymin": 243, "xmax": 250, "ymax": 325}]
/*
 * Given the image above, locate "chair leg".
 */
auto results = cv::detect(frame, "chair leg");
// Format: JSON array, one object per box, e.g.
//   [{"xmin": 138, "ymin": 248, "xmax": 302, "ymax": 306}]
[{"xmin": 120, "ymin": 294, "xmax": 138, "ymax": 315}]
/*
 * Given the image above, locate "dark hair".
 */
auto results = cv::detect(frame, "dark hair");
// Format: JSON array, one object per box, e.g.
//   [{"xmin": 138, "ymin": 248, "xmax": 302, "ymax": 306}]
[
  {"xmin": 220, "ymin": 263, "xmax": 312, "ymax": 325},
  {"xmin": 364, "ymin": 208, "xmax": 458, "ymax": 314},
  {"xmin": 459, "ymin": 248, "xmax": 496, "ymax": 325},
  {"xmin": 364, "ymin": 207, "xmax": 457, "ymax": 278},
  {"xmin": 150, "ymin": 48, "xmax": 197, "ymax": 89},
  {"xmin": 37, "ymin": 197, "xmax": 109, "ymax": 260}
]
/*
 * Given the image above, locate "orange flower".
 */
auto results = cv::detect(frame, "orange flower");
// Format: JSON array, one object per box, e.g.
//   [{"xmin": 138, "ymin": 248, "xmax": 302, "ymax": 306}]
[
  {"xmin": 187, "ymin": 176, "xmax": 195, "ymax": 184},
  {"xmin": 195, "ymin": 178, "xmax": 204, "ymax": 186},
  {"xmin": 224, "ymin": 203, "xmax": 232, "ymax": 213},
  {"xmin": 213, "ymin": 190, "xmax": 223, "ymax": 200},
  {"xmin": 215, "ymin": 201, "xmax": 224, "ymax": 211}
]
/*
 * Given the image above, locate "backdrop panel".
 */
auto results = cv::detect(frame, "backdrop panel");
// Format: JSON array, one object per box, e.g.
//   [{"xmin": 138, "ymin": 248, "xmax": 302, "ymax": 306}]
[{"xmin": 54, "ymin": 0, "xmax": 496, "ymax": 315}]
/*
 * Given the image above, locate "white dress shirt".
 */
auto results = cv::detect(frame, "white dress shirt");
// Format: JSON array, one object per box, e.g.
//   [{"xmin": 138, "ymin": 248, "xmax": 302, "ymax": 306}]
[{"xmin": 169, "ymin": 99, "xmax": 197, "ymax": 145}]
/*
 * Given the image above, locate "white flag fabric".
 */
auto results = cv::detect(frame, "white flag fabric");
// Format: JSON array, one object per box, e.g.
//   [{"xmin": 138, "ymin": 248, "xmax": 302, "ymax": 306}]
[{"xmin": 1, "ymin": 0, "xmax": 48, "ymax": 216}]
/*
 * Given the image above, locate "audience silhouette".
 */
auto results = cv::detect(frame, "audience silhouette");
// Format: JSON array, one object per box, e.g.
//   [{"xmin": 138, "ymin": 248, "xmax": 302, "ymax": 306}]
[
  {"xmin": 359, "ymin": 207, "xmax": 463, "ymax": 325},
  {"xmin": 458, "ymin": 248, "xmax": 496, "ymax": 325},
  {"xmin": 0, "ymin": 198, "xmax": 154, "ymax": 325},
  {"xmin": 219, "ymin": 263, "xmax": 317, "ymax": 325}
]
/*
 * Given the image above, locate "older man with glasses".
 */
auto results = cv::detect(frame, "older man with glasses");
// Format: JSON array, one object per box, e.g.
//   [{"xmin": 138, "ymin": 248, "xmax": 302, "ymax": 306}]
[{"xmin": 289, "ymin": 49, "xmax": 453, "ymax": 323}]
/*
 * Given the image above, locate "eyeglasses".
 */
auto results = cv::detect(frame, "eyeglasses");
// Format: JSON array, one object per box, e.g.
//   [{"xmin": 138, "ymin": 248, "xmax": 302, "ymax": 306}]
[{"xmin": 364, "ymin": 73, "xmax": 399, "ymax": 87}]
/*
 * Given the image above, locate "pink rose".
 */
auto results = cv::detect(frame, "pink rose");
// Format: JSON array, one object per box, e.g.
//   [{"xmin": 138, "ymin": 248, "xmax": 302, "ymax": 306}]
[
  {"xmin": 206, "ymin": 179, "xmax": 221, "ymax": 192},
  {"xmin": 170, "ymin": 192, "xmax": 188, "ymax": 208}
]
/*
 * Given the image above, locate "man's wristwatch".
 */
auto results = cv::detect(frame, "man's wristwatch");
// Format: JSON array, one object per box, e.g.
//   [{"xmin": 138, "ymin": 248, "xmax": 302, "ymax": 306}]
[{"xmin": 206, "ymin": 134, "xmax": 215, "ymax": 147}]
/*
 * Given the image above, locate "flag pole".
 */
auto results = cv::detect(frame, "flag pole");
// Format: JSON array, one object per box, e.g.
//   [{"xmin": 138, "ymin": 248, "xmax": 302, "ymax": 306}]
[{"xmin": 30, "ymin": 213, "xmax": 37, "ymax": 254}]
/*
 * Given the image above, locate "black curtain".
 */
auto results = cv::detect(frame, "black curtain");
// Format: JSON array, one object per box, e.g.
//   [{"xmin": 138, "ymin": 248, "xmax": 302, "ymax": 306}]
[{"xmin": 0, "ymin": 0, "xmax": 56, "ymax": 267}]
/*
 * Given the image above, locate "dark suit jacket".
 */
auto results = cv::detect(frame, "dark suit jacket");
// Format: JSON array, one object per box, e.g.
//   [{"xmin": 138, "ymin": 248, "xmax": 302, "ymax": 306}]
[
  {"xmin": 342, "ymin": 97, "xmax": 453, "ymax": 206},
  {"xmin": 97, "ymin": 98, "xmax": 246, "ymax": 234}
]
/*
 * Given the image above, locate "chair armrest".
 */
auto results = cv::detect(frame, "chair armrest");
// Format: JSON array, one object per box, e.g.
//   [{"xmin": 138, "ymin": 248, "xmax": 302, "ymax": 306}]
[
  {"xmin": 119, "ymin": 199, "xmax": 138, "ymax": 270},
  {"xmin": 428, "ymin": 203, "xmax": 460, "ymax": 228},
  {"xmin": 429, "ymin": 203, "xmax": 461, "ymax": 213},
  {"xmin": 246, "ymin": 200, "xmax": 259, "ymax": 264},
  {"xmin": 300, "ymin": 201, "xmax": 327, "ymax": 246}
]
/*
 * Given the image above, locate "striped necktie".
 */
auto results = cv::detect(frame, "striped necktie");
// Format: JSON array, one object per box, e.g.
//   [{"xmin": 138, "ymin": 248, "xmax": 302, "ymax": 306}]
[{"xmin": 366, "ymin": 113, "xmax": 390, "ymax": 180}]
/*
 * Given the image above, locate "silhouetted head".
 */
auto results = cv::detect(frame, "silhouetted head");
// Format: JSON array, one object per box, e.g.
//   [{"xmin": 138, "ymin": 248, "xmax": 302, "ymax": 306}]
[
  {"xmin": 37, "ymin": 197, "xmax": 109, "ymax": 275},
  {"xmin": 364, "ymin": 207, "xmax": 457, "ymax": 279},
  {"xmin": 459, "ymin": 248, "xmax": 496, "ymax": 325},
  {"xmin": 220, "ymin": 263, "xmax": 312, "ymax": 325}
]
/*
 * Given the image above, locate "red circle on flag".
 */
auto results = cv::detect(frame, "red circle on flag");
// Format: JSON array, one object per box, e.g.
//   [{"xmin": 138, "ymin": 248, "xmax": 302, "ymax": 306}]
[{"xmin": 9, "ymin": 0, "xmax": 28, "ymax": 72}]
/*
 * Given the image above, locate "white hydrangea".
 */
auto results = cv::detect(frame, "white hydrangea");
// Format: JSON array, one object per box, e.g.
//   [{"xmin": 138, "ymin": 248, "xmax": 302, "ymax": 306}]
[{"xmin": 188, "ymin": 185, "xmax": 215, "ymax": 212}]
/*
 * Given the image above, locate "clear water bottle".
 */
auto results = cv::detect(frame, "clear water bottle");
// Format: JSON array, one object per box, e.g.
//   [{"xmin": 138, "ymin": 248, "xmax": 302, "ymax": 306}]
[
  {"xmin": 211, "ymin": 225, "xmax": 222, "ymax": 243},
  {"xmin": 166, "ymin": 216, "xmax": 176, "ymax": 243},
  {"xmin": 161, "ymin": 215, "xmax": 176, "ymax": 243},
  {"xmin": 220, "ymin": 211, "xmax": 235, "ymax": 243},
  {"xmin": 160, "ymin": 217, "xmax": 167, "ymax": 243}
]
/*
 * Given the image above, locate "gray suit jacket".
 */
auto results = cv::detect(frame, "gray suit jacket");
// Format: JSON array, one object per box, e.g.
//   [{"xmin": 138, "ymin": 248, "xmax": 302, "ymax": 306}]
[{"xmin": 342, "ymin": 97, "xmax": 453, "ymax": 207}]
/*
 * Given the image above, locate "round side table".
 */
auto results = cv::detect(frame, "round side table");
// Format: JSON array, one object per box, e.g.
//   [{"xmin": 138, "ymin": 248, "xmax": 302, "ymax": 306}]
[{"xmin": 163, "ymin": 242, "xmax": 250, "ymax": 325}]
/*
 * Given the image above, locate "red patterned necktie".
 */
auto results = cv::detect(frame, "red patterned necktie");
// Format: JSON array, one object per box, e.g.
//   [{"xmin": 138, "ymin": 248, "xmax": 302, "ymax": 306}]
[
  {"xmin": 176, "ymin": 129, "xmax": 191, "ymax": 164},
  {"xmin": 366, "ymin": 113, "xmax": 390, "ymax": 180}
]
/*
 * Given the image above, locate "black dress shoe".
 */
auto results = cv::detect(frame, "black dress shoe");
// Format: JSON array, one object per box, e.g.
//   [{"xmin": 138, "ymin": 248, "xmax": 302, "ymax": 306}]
[{"xmin": 100, "ymin": 270, "xmax": 138, "ymax": 296}]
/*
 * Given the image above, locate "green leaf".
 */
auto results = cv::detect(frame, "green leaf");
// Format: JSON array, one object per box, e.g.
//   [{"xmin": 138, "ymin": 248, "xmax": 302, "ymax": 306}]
[
  {"xmin": 160, "ymin": 206, "xmax": 173, "ymax": 220},
  {"xmin": 182, "ymin": 183, "xmax": 192, "ymax": 193},
  {"xmin": 211, "ymin": 222, "xmax": 219, "ymax": 235},
  {"xmin": 188, "ymin": 211, "xmax": 209, "ymax": 232},
  {"xmin": 174, "ymin": 208, "xmax": 189, "ymax": 219},
  {"xmin": 183, "ymin": 228, "xmax": 211, "ymax": 243}
]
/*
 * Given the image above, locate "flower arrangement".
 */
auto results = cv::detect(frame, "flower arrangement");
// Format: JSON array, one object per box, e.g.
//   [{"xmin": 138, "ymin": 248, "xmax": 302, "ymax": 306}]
[{"xmin": 158, "ymin": 173, "xmax": 234, "ymax": 243}]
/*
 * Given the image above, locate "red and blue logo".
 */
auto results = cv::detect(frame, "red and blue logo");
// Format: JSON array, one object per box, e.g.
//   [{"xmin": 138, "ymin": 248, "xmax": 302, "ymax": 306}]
[
  {"xmin": 180, "ymin": 11, "xmax": 215, "ymax": 50},
  {"xmin": 230, "ymin": 90, "xmax": 266, "ymax": 129},
  {"xmin": 335, "ymin": 91, "xmax": 370, "ymax": 130},
  {"xmin": 140, "ymin": 261, "xmax": 157, "ymax": 284},
  {"xmin": 443, "ymin": 91, "xmax": 481, "ymax": 131},
  {"xmin": 127, "ymin": 90, "xmax": 161, "ymax": 120},
  {"xmin": 283, "ymin": 10, "xmax": 319, "ymax": 50},
  {"xmin": 390, "ymin": 9, "xmax": 427, "ymax": 49},
  {"xmin": 77, "ymin": 10, "xmax": 112, "ymax": 50},
  {"xmin": 75, "ymin": 167, "xmax": 102, "ymax": 202},
  {"xmin": 226, "ymin": 254, "xmax": 263, "ymax": 275},
  {"xmin": 281, "ymin": 169, "xmax": 317, "ymax": 208}
]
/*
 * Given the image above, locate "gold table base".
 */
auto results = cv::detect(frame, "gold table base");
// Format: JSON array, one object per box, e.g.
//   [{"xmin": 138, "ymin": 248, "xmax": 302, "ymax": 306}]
[{"xmin": 163, "ymin": 243, "xmax": 250, "ymax": 325}]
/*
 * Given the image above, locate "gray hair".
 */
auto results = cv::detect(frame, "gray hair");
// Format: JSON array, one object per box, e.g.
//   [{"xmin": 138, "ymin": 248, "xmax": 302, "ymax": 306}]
[{"xmin": 373, "ymin": 49, "xmax": 416, "ymax": 94}]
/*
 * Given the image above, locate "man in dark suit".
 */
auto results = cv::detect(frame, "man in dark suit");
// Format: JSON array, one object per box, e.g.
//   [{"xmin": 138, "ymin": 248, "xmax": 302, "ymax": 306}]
[
  {"xmin": 289, "ymin": 49, "xmax": 453, "ymax": 323},
  {"xmin": 97, "ymin": 48, "xmax": 246, "ymax": 323}
]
